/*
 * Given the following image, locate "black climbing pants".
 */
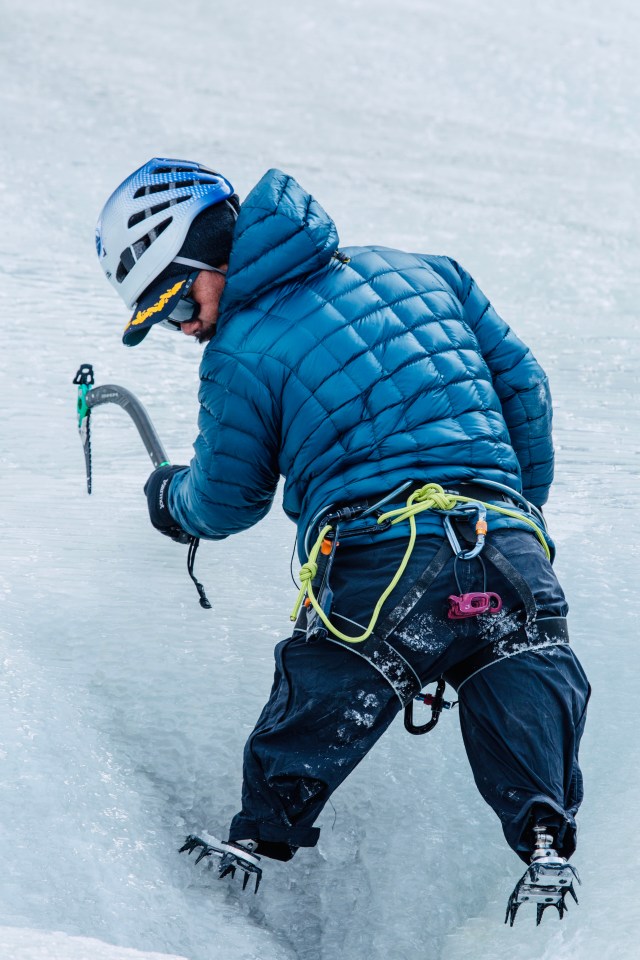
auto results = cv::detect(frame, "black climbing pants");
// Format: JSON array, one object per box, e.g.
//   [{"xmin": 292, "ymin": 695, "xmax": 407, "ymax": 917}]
[{"xmin": 229, "ymin": 529, "xmax": 590, "ymax": 864}]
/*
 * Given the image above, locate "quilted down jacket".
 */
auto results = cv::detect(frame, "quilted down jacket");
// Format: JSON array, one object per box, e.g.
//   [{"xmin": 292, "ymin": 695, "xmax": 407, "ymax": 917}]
[{"xmin": 169, "ymin": 169, "xmax": 554, "ymax": 551}]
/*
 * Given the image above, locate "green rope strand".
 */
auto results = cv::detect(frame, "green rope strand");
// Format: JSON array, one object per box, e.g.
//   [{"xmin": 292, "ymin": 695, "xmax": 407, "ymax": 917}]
[{"xmin": 291, "ymin": 523, "xmax": 333, "ymax": 622}]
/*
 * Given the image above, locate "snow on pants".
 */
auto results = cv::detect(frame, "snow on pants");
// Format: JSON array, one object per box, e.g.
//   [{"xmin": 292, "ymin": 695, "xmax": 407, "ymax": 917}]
[{"xmin": 229, "ymin": 529, "xmax": 590, "ymax": 863}]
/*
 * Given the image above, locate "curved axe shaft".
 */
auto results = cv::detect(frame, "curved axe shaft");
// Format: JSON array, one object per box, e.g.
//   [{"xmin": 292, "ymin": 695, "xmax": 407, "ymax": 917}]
[{"xmin": 74, "ymin": 363, "xmax": 169, "ymax": 493}]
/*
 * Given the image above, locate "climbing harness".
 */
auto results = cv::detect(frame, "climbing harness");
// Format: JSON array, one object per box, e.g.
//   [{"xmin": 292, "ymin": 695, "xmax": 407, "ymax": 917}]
[
  {"xmin": 291, "ymin": 480, "xmax": 563, "ymax": 736},
  {"xmin": 73, "ymin": 363, "xmax": 211, "ymax": 609},
  {"xmin": 445, "ymin": 616, "xmax": 570, "ymax": 692},
  {"xmin": 291, "ymin": 482, "xmax": 550, "ymax": 645}
]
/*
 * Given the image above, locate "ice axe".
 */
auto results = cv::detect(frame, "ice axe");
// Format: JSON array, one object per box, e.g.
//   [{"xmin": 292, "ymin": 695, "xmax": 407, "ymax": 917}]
[{"xmin": 73, "ymin": 363, "xmax": 211, "ymax": 608}]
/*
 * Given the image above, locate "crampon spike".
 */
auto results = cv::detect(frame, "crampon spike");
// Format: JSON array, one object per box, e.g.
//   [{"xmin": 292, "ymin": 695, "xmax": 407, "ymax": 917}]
[
  {"xmin": 178, "ymin": 834, "xmax": 202, "ymax": 856},
  {"xmin": 506, "ymin": 857, "xmax": 581, "ymax": 926},
  {"xmin": 180, "ymin": 834, "xmax": 262, "ymax": 893}
]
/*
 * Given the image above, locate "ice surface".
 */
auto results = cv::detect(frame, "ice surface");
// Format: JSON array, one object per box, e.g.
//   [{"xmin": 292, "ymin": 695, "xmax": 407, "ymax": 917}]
[
  {"xmin": 0, "ymin": 926, "xmax": 188, "ymax": 960},
  {"xmin": 1, "ymin": 0, "xmax": 639, "ymax": 958}
]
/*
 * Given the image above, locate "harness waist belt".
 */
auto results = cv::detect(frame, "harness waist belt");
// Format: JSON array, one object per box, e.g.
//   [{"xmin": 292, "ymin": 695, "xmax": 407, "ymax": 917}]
[
  {"xmin": 445, "ymin": 616, "xmax": 570, "ymax": 692},
  {"xmin": 446, "ymin": 481, "xmax": 517, "ymax": 505},
  {"xmin": 373, "ymin": 482, "xmax": 517, "ymax": 521}
]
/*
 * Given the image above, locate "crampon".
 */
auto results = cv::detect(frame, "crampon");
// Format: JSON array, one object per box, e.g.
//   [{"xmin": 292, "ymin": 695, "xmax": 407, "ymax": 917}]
[
  {"xmin": 179, "ymin": 833, "xmax": 262, "ymax": 892},
  {"xmin": 506, "ymin": 828, "xmax": 580, "ymax": 926}
]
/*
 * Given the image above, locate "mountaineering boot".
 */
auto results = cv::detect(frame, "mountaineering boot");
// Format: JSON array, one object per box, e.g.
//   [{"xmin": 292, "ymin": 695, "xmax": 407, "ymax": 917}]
[
  {"xmin": 179, "ymin": 832, "xmax": 262, "ymax": 892},
  {"xmin": 506, "ymin": 826, "xmax": 580, "ymax": 925}
]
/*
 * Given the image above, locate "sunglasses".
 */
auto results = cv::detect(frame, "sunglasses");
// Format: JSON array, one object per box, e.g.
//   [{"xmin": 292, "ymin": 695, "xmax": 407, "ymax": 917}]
[{"xmin": 159, "ymin": 264, "xmax": 227, "ymax": 332}]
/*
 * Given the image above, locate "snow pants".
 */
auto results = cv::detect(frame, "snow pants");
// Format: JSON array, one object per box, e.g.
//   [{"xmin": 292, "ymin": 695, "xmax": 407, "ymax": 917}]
[{"xmin": 229, "ymin": 529, "xmax": 590, "ymax": 863}]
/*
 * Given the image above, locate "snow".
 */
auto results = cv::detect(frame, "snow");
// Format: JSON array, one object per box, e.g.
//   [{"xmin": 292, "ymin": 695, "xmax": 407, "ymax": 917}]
[
  {"xmin": 0, "ymin": 927, "xmax": 188, "ymax": 960},
  {"xmin": 1, "ymin": 0, "xmax": 639, "ymax": 958}
]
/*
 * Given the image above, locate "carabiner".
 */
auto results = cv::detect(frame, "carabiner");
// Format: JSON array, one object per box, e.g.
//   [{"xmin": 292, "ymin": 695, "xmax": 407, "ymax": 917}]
[
  {"xmin": 404, "ymin": 678, "xmax": 452, "ymax": 735},
  {"xmin": 443, "ymin": 502, "xmax": 487, "ymax": 560}
]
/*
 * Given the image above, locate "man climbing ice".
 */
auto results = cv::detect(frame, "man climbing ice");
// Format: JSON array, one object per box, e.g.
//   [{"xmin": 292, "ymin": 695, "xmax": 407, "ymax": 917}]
[{"xmin": 95, "ymin": 158, "xmax": 590, "ymax": 924}]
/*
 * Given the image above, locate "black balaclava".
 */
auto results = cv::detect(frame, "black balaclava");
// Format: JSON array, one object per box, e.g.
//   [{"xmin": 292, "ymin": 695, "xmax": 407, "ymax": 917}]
[{"xmin": 152, "ymin": 195, "xmax": 240, "ymax": 289}]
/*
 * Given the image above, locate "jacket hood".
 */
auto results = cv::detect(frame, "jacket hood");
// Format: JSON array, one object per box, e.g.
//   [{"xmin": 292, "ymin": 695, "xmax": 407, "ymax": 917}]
[{"xmin": 218, "ymin": 168, "xmax": 339, "ymax": 320}]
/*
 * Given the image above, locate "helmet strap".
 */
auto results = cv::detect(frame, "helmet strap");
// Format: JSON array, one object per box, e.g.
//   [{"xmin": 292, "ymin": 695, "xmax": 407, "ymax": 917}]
[{"xmin": 172, "ymin": 256, "xmax": 227, "ymax": 274}]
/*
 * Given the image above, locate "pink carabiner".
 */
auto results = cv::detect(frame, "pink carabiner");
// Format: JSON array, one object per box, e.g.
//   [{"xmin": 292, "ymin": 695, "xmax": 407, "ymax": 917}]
[{"xmin": 447, "ymin": 592, "xmax": 502, "ymax": 620}]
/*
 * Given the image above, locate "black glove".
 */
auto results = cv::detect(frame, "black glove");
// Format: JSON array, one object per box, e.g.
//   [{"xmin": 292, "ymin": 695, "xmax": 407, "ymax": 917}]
[{"xmin": 144, "ymin": 465, "xmax": 191, "ymax": 543}]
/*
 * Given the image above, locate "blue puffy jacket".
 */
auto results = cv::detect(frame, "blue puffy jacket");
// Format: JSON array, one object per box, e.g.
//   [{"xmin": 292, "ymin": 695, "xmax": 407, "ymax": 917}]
[{"xmin": 169, "ymin": 169, "xmax": 554, "ymax": 554}]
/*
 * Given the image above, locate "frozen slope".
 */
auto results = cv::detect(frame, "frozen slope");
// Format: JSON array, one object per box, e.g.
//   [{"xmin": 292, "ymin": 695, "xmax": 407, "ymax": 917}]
[
  {"xmin": 1, "ymin": 0, "xmax": 639, "ymax": 958},
  {"xmin": 0, "ymin": 928, "xmax": 188, "ymax": 960}
]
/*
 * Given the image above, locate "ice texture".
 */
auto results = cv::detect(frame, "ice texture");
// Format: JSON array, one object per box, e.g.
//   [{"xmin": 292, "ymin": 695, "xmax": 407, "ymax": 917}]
[
  {"xmin": 1, "ymin": 0, "xmax": 638, "ymax": 958},
  {"xmin": 0, "ymin": 927, "xmax": 188, "ymax": 960}
]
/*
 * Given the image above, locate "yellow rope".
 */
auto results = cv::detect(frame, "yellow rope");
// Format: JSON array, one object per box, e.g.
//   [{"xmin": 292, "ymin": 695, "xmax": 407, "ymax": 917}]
[
  {"xmin": 291, "ymin": 524, "xmax": 333, "ymax": 622},
  {"xmin": 290, "ymin": 482, "xmax": 550, "ymax": 644}
]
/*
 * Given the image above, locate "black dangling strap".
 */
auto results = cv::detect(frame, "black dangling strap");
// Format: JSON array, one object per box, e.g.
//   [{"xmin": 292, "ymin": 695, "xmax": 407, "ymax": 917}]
[{"xmin": 187, "ymin": 536, "xmax": 212, "ymax": 609}]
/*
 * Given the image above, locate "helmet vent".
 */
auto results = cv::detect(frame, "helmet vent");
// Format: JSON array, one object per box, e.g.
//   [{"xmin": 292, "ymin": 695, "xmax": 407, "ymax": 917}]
[
  {"xmin": 131, "ymin": 217, "xmax": 172, "ymax": 258},
  {"xmin": 133, "ymin": 180, "xmax": 195, "ymax": 199},
  {"xmin": 116, "ymin": 247, "xmax": 135, "ymax": 283},
  {"xmin": 127, "ymin": 195, "xmax": 188, "ymax": 228},
  {"xmin": 154, "ymin": 165, "xmax": 199, "ymax": 175},
  {"xmin": 115, "ymin": 218, "xmax": 173, "ymax": 283}
]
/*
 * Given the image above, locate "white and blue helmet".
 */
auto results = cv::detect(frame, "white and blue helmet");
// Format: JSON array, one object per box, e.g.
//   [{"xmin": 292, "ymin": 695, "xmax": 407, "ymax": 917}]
[{"xmin": 96, "ymin": 158, "xmax": 238, "ymax": 344}]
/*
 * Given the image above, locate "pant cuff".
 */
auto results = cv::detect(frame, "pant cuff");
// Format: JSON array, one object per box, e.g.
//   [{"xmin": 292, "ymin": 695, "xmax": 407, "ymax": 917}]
[
  {"xmin": 509, "ymin": 796, "xmax": 578, "ymax": 863},
  {"xmin": 229, "ymin": 813, "xmax": 320, "ymax": 860}
]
